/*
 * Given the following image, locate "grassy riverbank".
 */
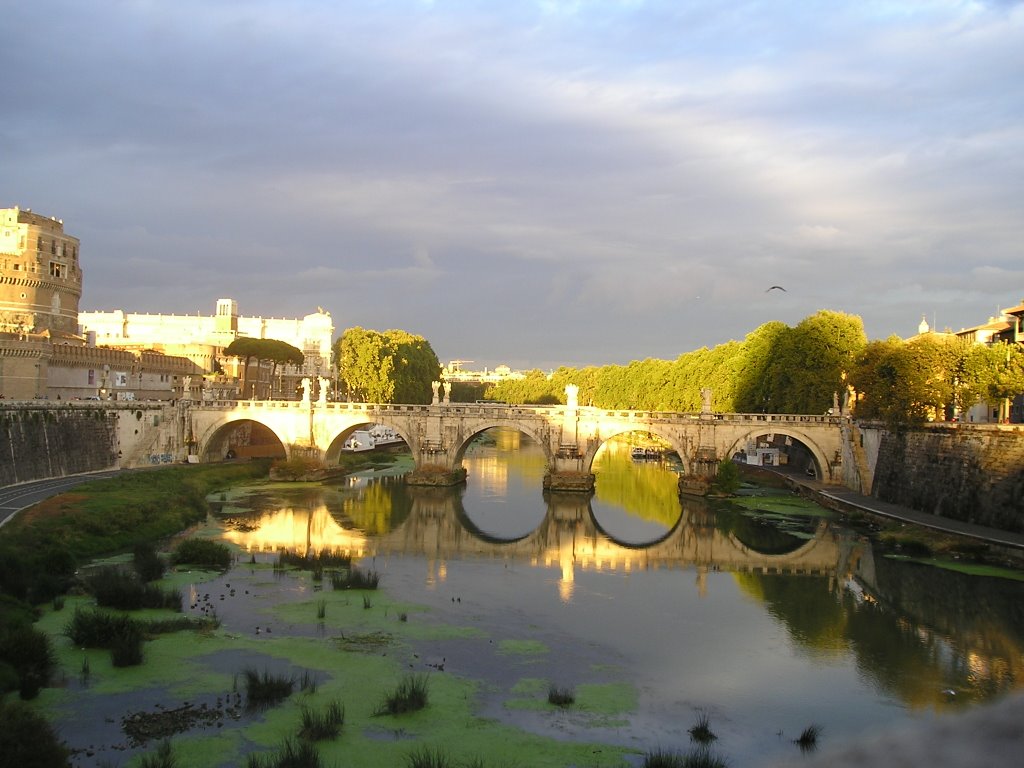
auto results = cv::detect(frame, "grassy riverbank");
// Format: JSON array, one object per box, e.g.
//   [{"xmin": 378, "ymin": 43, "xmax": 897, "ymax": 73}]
[
  {"xmin": 1, "ymin": 457, "xmax": 646, "ymax": 768},
  {"xmin": 0, "ymin": 462, "xmax": 272, "ymax": 762}
]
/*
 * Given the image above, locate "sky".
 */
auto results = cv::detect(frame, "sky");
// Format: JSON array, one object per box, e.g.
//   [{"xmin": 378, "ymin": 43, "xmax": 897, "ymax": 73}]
[{"xmin": 3, "ymin": 1, "xmax": 1023, "ymax": 371}]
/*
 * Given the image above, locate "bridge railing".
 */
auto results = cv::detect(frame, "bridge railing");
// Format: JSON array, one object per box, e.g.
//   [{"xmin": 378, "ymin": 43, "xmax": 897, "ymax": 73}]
[{"xmin": 187, "ymin": 399, "xmax": 844, "ymax": 426}]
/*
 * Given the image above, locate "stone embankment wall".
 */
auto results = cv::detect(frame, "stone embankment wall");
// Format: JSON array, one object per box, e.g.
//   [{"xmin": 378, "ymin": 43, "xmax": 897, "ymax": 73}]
[
  {"xmin": 0, "ymin": 405, "xmax": 118, "ymax": 486},
  {"xmin": 0, "ymin": 403, "xmax": 179, "ymax": 486},
  {"xmin": 870, "ymin": 424, "xmax": 1024, "ymax": 533}
]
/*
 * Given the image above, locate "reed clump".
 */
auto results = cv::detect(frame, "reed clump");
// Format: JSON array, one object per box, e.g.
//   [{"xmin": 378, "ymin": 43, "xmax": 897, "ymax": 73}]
[
  {"xmin": 298, "ymin": 700, "xmax": 344, "ymax": 741},
  {"xmin": 375, "ymin": 674, "xmax": 429, "ymax": 716},
  {"xmin": 242, "ymin": 668, "xmax": 295, "ymax": 710}
]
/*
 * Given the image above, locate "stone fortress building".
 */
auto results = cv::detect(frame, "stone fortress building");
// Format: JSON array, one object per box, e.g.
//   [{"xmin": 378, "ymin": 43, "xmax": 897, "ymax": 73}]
[
  {"xmin": 0, "ymin": 206, "xmax": 82, "ymax": 338},
  {"xmin": 0, "ymin": 206, "xmax": 333, "ymax": 401},
  {"xmin": 79, "ymin": 300, "xmax": 334, "ymax": 400}
]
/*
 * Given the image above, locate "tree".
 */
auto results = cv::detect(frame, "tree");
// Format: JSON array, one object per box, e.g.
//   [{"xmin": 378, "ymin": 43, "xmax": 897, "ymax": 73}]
[
  {"xmin": 335, "ymin": 327, "xmax": 440, "ymax": 404},
  {"xmin": 764, "ymin": 311, "xmax": 866, "ymax": 413},
  {"xmin": 849, "ymin": 335, "xmax": 951, "ymax": 425},
  {"xmin": 224, "ymin": 338, "xmax": 304, "ymax": 399}
]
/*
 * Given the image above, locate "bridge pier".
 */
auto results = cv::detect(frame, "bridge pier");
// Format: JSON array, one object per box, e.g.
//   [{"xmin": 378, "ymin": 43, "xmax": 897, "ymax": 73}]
[
  {"xmin": 543, "ymin": 469, "xmax": 596, "ymax": 493},
  {"xmin": 405, "ymin": 464, "xmax": 468, "ymax": 487}
]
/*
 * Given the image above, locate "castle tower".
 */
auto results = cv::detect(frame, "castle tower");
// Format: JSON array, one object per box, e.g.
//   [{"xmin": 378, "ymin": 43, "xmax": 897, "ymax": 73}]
[{"xmin": 0, "ymin": 206, "xmax": 83, "ymax": 337}]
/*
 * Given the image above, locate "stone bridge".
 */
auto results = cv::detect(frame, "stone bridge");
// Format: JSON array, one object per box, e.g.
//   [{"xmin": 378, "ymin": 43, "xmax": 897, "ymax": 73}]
[{"xmin": 185, "ymin": 396, "xmax": 845, "ymax": 491}]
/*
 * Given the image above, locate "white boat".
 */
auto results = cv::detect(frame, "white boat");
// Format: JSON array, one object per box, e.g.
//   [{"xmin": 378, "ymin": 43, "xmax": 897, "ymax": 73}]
[{"xmin": 343, "ymin": 426, "xmax": 404, "ymax": 452}]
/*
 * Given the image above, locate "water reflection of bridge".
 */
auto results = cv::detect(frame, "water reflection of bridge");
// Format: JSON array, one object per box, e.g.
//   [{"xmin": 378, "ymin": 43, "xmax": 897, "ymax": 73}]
[{"xmin": 222, "ymin": 485, "xmax": 862, "ymax": 601}]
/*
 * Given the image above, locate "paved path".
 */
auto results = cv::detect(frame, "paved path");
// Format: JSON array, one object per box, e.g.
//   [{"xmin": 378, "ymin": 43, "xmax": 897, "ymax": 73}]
[
  {"xmin": 0, "ymin": 471, "xmax": 122, "ymax": 528},
  {"xmin": 782, "ymin": 472, "xmax": 1024, "ymax": 550}
]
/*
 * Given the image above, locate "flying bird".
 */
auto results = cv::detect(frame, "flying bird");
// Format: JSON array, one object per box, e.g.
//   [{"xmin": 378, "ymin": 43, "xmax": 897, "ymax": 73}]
[{"xmin": 766, "ymin": 285, "xmax": 787, "ymax": 292}]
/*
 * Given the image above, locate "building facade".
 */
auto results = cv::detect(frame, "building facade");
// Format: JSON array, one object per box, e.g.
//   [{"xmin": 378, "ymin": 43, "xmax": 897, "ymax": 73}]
[
  {"xmin": 0, "ymin": 206, "xmax": 82, "ymax": 338},
  {"xmin": 79, "ymin": 300, "xmax": 335, "ymax": 399},
  {"xmin": 0, "ymin": 207, "xmax": 210, "ymax": 401}
]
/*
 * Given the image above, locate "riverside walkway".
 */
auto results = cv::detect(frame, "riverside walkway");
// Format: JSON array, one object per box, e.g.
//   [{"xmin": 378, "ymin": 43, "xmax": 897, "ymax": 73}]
[{"xmin": 781, "ymin": 471, "xmax": 1024, "ymax": 551}]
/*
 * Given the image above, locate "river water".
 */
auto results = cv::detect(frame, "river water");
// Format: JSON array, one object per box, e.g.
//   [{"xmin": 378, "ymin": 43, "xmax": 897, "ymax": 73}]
[{"xmin": 207, "ymin": 427, "xmax": 1024, "ymax": 766}]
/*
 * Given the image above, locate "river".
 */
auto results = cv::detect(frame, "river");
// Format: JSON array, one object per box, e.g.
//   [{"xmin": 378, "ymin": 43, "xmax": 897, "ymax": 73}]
[
  {"xmin": 207, "ymin": 428, "xmax": 1024, "ymax": 765},
  {"xmin": 45, "ymin": 427, "xmax": 1024, "ymax": 767}
]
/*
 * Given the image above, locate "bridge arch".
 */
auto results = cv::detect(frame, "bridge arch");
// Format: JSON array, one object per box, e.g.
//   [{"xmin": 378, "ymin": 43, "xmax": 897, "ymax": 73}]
[
  {"xmin": 452, "ymin": 422, "xmax": 555, "ymax": 467},
  {"xmin": 321, "ymin": 420, "xmax": 415, "ymax": 465},
  {"xmin": 196, "ymin": 416, "xmax": 288, "ymax": 462},
  {"xmin": 724, "ymin": 426, "xmax": 832, "ymax": 480},
  {"xmin": 579, "ymin": 426, "xmax": 689, "ymax": 475}
]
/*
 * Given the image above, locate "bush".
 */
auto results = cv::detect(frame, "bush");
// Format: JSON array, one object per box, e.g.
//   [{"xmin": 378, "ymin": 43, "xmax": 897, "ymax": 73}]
[
  {"xmin": 713, "ymin": 460, "xmax": 741, "ymax": 495},
  {"xmin": 111, "ymin": 630, "xmax": 145, "ymax": 667},
  {"xmin": 86, "ymin": 566, "xmax": 181, "ymax": 611},
  {"xmin": 331, "ymin": 566, "xmax": 380, "ymax": 590},
  {"xmin": 172, "ymin": 539, "xmax": 232, "ymax": 570},
  {"xmin": 133, "ymin": 542, "xmax": 167, "ymax": 582},
  {"xmin": 375, "ymin": 674, "xmax": 429, "ymax": 716},
  {"xmin": 299, "ymin": 701, "xmax": 344, "ymax": 741},
  {"xmin": 0, "ymin": 623, "xmax": 57, "ymax": 699},
  {"xmin": 277, "ymin": 550, "xmax": 352, "ymax": 570},
  {"xmin": 64, "ymin": 607, "xmax": 141, "ymax": 648},
  {"xmin": 0, "ymin": 698, "xmax": 71, "ymax": 768},
  {"xmin": 139, "ymin": 739, "xmax": 177, "ymax": 768},
  {"xmin": 270, "ymin": 456, "xmax": 326, "ymax": 480},
  {"xmin": 547, "ymin": 684, "xmax": 575, "ymax": 707},
  {"xmin": 245, "ymin": 738, "xmax": 322, "ymax": 768},
  {"xmin": 242, "ymin": 668, "xmax": 295, "ymax": 710},
  {"xmin": 405, "ymin": 747, "xmax": 454, "ymax": 768}
]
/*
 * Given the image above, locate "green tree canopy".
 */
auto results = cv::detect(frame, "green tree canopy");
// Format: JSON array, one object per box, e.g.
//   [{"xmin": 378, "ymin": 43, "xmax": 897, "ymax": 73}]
[
  {"xmin": 335, "ymin": 327, "xmax": 440, "ymax": 404},
  {"xmin": 223, "ymin": 337, "xmax": 304, "ymax": 399}
]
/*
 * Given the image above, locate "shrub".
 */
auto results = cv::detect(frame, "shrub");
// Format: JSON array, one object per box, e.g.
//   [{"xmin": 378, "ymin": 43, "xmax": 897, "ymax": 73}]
[
  {"xmin": 331, "ymin": 566, "xmax": 380, "ymax": 590},
  {"xmin": 64, "ymin": 608, "xmax": 141, "ymax": 648},
  {"xmin": 133, "ymin": 541, "xmax": 167, "ymax": 582},
  {"xmin": 0, "ymin": 623, "xmax": 56, "ymax": 699},
  {"xmin": 643, "ymin": 748, "xmax": 729, "ymax": 768},
  {"xmin": 688, "ymin": 710, "xmax": 717, "ymax": 744},
  {"xmin": 86, "ymin": 566, "xmax": 181, "ymax": 611},
  {"xmin": 172, "ymin": 539, "xmax": 232, "ymax": 570},
  {"xmin": 139, "ymin": 738, "xmax": 177, "ymax": 768},
  {"xmin": 375, "ymin": 674, "xmax": 429, "ymax": 716},
  {"xmin": 713, "ymin": 460, "xmax": 741, "ymax": 495},
  {"xmin": 795, "ymin": 724, "xmax": 822, "ymax": 752},
  {"xmin": 270, "ymin": 456, "xmax": 326, "ymax": 480},
  {"xmin": 0, "ymin": 698, "xmax": 71, "ymax": 768},
  {"xmin": 110, "ymin": 627, "xmax": 144, "ymax": 667},
  {"xmin": 243, "ymin": 668, "xmax": 295, "ymax": 710},
  {"xmin": 299, "ymin": 701, "xmax": 344, "ymax": 741},
  {"xmin": 277, "ymin": 550, "xmax": 351, "ymax": 571},
  {"xmin": 245, "ymin": 738, "xmax": 322, "ymax": 768},
  {"xmin": 547, "ymin": 684, "xmax": 575, "ymax": 707},
  {"xmin": 405, "ymin": 747, "xmax": 454, "ymax": 768}
]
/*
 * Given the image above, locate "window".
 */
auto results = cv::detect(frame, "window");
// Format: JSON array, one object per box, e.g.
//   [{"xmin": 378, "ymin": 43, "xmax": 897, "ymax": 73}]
[{"xmin": 49, "ymin": 262, "xmax": 67, "ymax": 278}]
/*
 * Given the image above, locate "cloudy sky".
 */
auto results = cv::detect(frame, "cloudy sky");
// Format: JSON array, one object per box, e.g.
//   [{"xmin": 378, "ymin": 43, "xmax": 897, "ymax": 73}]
[{"xmin": 3, "ymin": 1, "xmax": 1022, "ymax": 369}]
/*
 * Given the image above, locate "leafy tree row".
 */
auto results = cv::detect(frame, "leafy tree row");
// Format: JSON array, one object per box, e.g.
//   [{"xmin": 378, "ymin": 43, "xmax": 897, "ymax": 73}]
[
  {"xmin": 483, "ymin": 310, "xmax": 1024, "ymax": 425},
  {"xmin": 848, "ymin": 334, "xmax": 1024, "ymax": 424},
  {"xmin": 485, "ymin": 311, "xmax": 865, "ymax": 415},
  {"xmin": 335, "ymin": 327, "xmax": 441, "ymax": 404}
]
